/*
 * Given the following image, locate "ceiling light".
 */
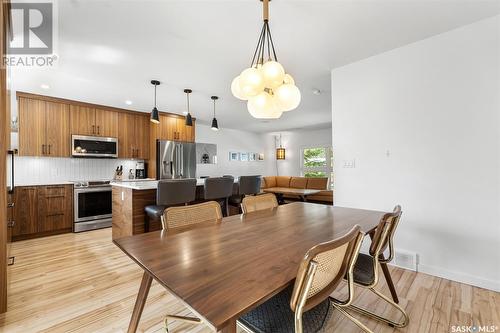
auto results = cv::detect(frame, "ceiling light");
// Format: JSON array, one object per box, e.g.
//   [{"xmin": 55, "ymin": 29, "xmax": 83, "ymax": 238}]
[
  {"xmin": 150, "ymin": 80, "xmax": 160, "ymax": 124},
  {"xmin": 184, "ymin": 89, "xmax": 193, "ymax": 126},
  {"xmin": 231, "ymin": 0, "xmax": 301, "ymax": 119},
  {"xmin": 40, "ymin": 84, "xmax": 50, "ymax": 89},
  {"xmin": 125, "ymin": 100, "xmax": 132, "ymax": 105},
  {"xmin": 211, "ymin": 96, "xmax": 219, "ymax": 131}
]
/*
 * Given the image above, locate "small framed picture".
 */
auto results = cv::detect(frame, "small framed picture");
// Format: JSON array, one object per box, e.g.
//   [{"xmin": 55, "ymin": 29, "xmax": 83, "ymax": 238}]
[
  {"xmin": 229, "ymin": 152, "xmax": 240, "ymax": 161},
  {"xmin": 249, "ymin": 153, "xmax": 256, "ymax": 161},
  {"xmin": 240, "ymin": 153, "xmax": 249, "ymax": 162},
  {"xmin": 258, "ymin": 153, "xmax": 265, "ymax": 161}
]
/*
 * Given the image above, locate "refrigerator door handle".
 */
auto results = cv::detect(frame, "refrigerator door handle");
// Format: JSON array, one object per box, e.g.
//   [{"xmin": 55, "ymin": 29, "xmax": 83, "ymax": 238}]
[{"xmin": 180, "ymin": 144, "xmax": 184, "ymax": 178}]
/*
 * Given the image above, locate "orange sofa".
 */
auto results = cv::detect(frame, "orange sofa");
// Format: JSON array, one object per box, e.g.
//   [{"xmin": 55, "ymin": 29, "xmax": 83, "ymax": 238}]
[{"xmin": 261, "ymin": 176, "xmax": 333, "ymax": 204}]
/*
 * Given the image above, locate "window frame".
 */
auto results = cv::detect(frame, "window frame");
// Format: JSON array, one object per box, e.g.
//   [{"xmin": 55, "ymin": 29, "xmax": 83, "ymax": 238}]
[{"xmin": 299, "ymin": 145, "xmax": 333, "ymax": 189}]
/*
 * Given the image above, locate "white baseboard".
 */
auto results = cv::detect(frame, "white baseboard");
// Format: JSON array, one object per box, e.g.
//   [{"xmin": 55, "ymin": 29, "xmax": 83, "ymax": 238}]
[{"xmin": 417, "ymin": 263, "xmax": 500, "ymax": 292}]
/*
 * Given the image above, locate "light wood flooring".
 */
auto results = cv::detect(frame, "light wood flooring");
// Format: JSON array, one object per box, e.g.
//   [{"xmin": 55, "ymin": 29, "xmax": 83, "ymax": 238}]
[{"xmin": 0, "ymin": 229, "xmax": 498, "ymax": 332}]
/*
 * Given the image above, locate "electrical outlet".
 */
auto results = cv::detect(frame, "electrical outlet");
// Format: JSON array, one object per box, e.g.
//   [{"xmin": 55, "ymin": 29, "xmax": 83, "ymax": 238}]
[{"xmin": 393, "ymin": 250, "xmax": 418, "ymax": 271}]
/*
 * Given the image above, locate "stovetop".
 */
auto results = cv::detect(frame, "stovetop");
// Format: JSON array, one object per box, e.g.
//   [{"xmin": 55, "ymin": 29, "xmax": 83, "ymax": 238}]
[{"xmin": 72, "ymin": 180, "xmax": 111, "ymax": 188}]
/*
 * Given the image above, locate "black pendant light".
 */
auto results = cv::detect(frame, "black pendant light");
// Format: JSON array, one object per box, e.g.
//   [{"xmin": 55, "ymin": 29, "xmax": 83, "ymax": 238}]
[
  {"xmin": 150, "ymin": 80, "xmax": 160, "ymax": 124},
  {"xmin": 211, "ymin": 96, "xmax": 219, "ymax": 131},
  {"xmin": 184, "ymin": 89, "xmax": 193, "ymax": 126}
]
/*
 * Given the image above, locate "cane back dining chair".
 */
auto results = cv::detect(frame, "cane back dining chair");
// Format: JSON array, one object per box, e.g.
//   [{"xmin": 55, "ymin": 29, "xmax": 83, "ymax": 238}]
[
  {"xmin": 345, "ymin": 205, "xmax": 409, "ymax": 331},
  {"xmin": 238, "ymin": 225, "xmax": 368, "ymax": 333},
  {"xmin": 241, "ymin": 193, "xmax": 278, "ymax": 214},
  {"xmin": 162, "ymin": 201, "xmax": 222, "ymax": 331}
]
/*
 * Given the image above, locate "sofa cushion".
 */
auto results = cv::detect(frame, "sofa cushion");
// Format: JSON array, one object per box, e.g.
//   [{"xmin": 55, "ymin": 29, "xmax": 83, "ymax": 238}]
[
  {"xmin": 289, "ymin": 177, "xmax": 307, "ymax": 189},
  {"xmin": 306, "ymin": 177, "xmax": 328, "ymax": 190},
  {"xmin": 263, "ymin": 176, "xmax": 276, "ymax": 188},
  {"xmin": 276, "ymin": 176, "xmax": 291, "ymax": 188}
]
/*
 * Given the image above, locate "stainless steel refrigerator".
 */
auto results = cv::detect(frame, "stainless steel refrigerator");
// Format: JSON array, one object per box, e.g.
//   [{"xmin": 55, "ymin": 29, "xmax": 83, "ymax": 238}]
[{"xmin": 156, "ymin": 140, "xmax": 197, "ymax": 179}]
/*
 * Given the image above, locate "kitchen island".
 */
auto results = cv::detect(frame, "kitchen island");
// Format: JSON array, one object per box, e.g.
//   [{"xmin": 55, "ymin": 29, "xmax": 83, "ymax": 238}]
[{"xmin": 111, "ymin": 179, "xmax": 237, "ymax": 240}]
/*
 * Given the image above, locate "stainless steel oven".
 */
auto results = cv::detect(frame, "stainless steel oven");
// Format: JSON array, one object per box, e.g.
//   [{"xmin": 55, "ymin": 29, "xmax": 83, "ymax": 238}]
[{"xmin": 74, "ymin": 181, "xmax": 112, "ymax": 232}]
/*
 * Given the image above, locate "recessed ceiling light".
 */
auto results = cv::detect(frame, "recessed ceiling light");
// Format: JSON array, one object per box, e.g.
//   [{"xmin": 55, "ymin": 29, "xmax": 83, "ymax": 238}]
[
  {"xmin": 40, "ymin": 84, "xmax": 50, "ymax": 89},
  {"xmin": 125, "ymin": 100, "xmax": 132, "ymax": 105},
  {"xmin": 312, "ymin": 89, "xmax": 321, "ymax": 95}
]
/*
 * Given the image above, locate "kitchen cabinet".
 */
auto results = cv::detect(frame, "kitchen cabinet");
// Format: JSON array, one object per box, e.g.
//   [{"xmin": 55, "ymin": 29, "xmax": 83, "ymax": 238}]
[
  {"xmin": 118, "ymin": 113, "xmax": 150, "ymax": 159},
  {"xmin": 70, "ymin": 105, "xmax": 118, "ymax": 137},
  {"xmin": 158, "ymin": 115, "xmax": 195, "ymax": 142},
  {"xmin": 12, "ymin": 185, "xmax": 73, "ymax": 241},
  {"xmin": 18, "ymin": 97, "xmax": 70, "ymax": 157}
]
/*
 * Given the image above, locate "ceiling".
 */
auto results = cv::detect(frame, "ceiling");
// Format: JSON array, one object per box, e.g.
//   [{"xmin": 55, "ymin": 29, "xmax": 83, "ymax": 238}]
[{"xmin": 11, "ymin": 0, "xmax": 500, "ymax": 132}]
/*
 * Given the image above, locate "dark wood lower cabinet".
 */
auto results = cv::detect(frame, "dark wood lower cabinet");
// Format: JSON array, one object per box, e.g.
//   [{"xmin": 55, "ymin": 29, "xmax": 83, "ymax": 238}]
[{"xmin": 13, "ymin": 185, "xmax": 73, "ymax": 241}]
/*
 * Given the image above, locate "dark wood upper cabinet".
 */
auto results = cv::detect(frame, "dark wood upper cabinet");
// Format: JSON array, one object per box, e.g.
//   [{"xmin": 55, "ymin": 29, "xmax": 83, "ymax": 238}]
[
  {"xmin": 118, "ymin": 113, "xmax": 150, "ymax": 159},
  {"xmin": 70, "ymin": 106, "xmax": 118, "ymax": 137},
  {"xmin": 18, "ymin": 97, "xmax": 70, "ymax": 157}
]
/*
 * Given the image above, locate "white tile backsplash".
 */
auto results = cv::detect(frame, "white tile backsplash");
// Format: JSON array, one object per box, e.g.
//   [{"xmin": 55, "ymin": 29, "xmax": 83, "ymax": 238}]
[{"xmin": 13, "ymin": 156, "xmax": 142, "ymax": 185}]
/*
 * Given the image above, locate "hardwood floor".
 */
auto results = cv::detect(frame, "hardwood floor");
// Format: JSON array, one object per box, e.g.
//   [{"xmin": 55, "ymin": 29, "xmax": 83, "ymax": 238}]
[{"xmin": 0, "ymin": 229, "xmax": 498, "ymax": 333}]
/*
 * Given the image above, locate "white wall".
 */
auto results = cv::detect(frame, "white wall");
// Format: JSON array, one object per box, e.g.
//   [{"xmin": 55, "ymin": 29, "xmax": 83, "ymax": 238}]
[
  {"xmin": 264, "ymin": 127, "xmax": 332, "ymax": 177},
  {"xmin": 195, "ymin": 124, "xmax": 269, "ymax": 177},
  {"xmin": 332, "ymin": 16, "xmax": 500, "ymax": 291}
]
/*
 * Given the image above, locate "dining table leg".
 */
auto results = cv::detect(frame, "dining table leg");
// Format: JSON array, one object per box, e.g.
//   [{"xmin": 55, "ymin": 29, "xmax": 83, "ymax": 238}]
[
  {"xmin": 368, "ymin": 232, "xmax": 399, "ymax": 304},
  {"xmin": 380, "ymin": 261, "xmax": 399, "ymax": 304},
  {"xmin": 127, "ymin": 271, "xmax": 153, "ymax": 333},
  {"xmin": 218, "ymin": 318, "xmax": 237, "ymax": 333}
]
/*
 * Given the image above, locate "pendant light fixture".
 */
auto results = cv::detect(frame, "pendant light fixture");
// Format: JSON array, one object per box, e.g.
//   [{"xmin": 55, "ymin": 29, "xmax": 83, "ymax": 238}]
[
  {"xmin": 276, "ymin": 133, "xmax": 285, "ymax": 160},
  {"xmin": 184, "ymin": 89, "xmax": 193, "ymax": 126},
  {"xmin": 231, "ymin": 0, "xmax": 301, "ymax": 119},
  {"xmin": 150, "ymin": 80, "xmax": 160, "ymax": 124},
  {"xmin": 211, "ymin": 96, "xmax": 219, "ymax": 131}
]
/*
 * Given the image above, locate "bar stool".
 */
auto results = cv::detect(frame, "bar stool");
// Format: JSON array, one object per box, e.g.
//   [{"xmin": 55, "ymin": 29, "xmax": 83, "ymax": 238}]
[
  {"xmin": 203, "ymin": 176, "xmax": 234, "ymax": 217},
  {"xmin": 144, "ymin": 178, "xmax": 197, "ymax": 232},
  {"xmin": 229, "ymin": 175, "xmax": 262, "ymax": 212}
]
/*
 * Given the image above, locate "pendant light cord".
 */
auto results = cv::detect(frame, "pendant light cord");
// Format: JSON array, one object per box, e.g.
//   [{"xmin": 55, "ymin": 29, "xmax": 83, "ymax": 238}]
[
  {"xmin": 186, "ymin": 91, "xmax": 190, "ymax": 113},
  {"xmin": 250, "ymin": 1, "xmax": 278, "ymax": 67},
  {"xmin": 213, "ymin": 99, "xmax": 216, "ymax": 117},
  {"xmin": 154, "ymin": 84, "xmax": 157, "ymax": 107}
]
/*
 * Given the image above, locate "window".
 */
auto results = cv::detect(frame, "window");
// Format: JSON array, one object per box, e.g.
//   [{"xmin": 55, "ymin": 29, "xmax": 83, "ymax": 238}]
[{"xmin": 300, "ymin": 146, "xmax": 334, "ymax": 188}]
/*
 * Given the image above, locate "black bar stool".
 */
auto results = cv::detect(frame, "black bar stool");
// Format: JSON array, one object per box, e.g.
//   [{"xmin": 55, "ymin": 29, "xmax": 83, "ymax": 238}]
[
  {"xmin": 144, "ymin": 178, "xmax": 197, "ymax": 231},
  {"xmin": 203, "ymin": 176, "xmax": 234, "ymax": 217},
  {"xmin": 229, "ymin": 175, "xmax": 262, "ymax": 212}
]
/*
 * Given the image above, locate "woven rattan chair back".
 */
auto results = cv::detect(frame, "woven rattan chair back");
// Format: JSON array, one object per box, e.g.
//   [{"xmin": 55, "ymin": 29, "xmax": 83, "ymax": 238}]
[
  {"xmin": 163, "ymin": 201, "xmax": 222, "ymax": 231},
  {"xmin": 290, "ymin": 225, "xmax": 364, "ymax": 313},
  {"xmin": 241, "ymin": 193, "xmax": 278, "ymax": 214},
  {"xmin": 369, "ymin": 205, "xmax": 402, "ymax": 262}
]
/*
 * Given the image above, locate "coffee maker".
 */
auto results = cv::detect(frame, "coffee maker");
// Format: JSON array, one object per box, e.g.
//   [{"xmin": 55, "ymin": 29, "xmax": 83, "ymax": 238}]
[{"xmin": 135, "ymin": 161, "xmax": 146, "ymax": 179}]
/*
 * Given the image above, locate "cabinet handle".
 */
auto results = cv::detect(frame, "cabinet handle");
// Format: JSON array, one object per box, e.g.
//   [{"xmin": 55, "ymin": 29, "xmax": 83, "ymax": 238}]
[
  {"xmin": 97, "ymin": 125, "xmax": 100, "ymax": 135},
  {"xmin": 8, "ymin": 256, "xmax": 15, "ymax": 266},
  {"xmin": 7, "ymin": 202, "xmax": 14, "ymax": 208},
  {"xmin": 48, "ymin": 144, "xmax": 51, "ymax": 155},
  {"xmin": 7, "ymin": 220, "xmax": 15, "ymax": 228},
  {"xmin": 92, "ymin": 125, "xmax": 95, "ymax": 134},
  {"xmin": 42, "ymin": 144, "xmax": 45, "ymax": 155}
]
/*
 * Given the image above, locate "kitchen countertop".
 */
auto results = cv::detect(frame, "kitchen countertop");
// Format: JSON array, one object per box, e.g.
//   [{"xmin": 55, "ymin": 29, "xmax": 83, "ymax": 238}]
[
  {"xmin": 14, "ymin": 181, "xmax": 75, "ymax": 187},
  {"xmin": 111, "ymin": 178, "xmax": 237, "ymax": 190}
]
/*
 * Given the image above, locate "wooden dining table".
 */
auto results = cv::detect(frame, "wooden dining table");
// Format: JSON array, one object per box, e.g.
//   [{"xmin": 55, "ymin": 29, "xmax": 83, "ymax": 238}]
[{"xmin": 113, "ymin": 202, "xmax": 387, "ymax": 333}]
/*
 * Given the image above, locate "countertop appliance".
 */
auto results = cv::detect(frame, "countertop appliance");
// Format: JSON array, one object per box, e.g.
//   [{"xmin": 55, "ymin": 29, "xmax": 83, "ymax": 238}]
[
  {"xmin": 72, "ymin": 135, "xmax": 118, "ymax": 158},
  {"xmin": 135, "ymin": 161, "xmax": 146, "ymax": 179},
  {"xmin": 73, "ymin": 180, "xmax": 112, "ymax": 232},
  {"xmin": 157, "ymin": 140, "xmax": 196, "ymax": 179}
]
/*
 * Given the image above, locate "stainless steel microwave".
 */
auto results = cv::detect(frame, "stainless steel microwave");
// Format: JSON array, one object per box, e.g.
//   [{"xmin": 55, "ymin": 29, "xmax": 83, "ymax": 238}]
[{"xmin": 72, "ymin": 135, "xmax": 118, "ymax": 158}]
